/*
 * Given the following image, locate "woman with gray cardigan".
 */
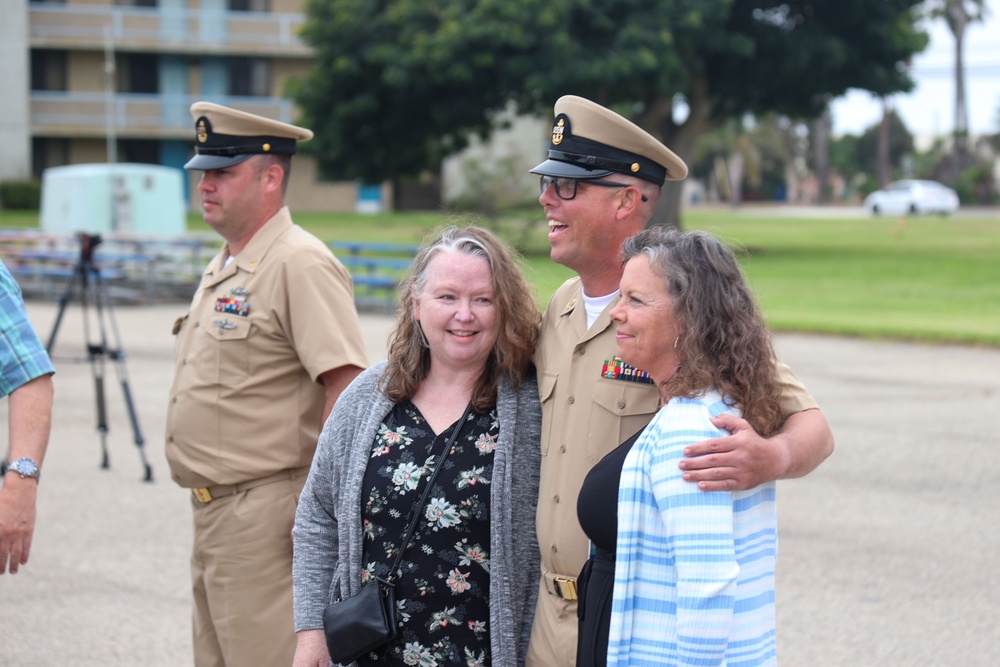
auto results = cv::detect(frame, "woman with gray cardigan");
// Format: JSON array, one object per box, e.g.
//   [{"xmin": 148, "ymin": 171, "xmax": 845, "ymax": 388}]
[{"xmin": 292, "ymin": 226, "xmax": 542, "ymax": 667}]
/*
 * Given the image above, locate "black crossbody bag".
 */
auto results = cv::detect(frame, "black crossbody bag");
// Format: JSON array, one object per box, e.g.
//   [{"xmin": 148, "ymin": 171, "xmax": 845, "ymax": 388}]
[{"xmin": 323, "ymin": 404, "xmax": 472, "ymax": 665}]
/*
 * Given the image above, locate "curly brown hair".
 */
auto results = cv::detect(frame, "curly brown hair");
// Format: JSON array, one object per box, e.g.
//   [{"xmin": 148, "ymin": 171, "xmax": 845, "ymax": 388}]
[
  {"xmin": 621, "ymin": 227, "xmax": 784, "ymax": 436},
  {"xmin": 380, "ymin": 225, "xmax": 540, "ymax": 412}
]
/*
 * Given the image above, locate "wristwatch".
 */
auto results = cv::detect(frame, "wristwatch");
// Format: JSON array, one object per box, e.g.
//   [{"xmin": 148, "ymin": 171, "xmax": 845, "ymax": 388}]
[{"xmin": 6, "ymin": 457, "xmax": 40, "ymax": 481}]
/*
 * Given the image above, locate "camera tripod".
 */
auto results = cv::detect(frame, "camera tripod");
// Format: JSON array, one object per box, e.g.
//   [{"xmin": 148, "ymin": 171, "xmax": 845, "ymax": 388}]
[{"xmin": 45, "ymin": 233, "xmax": 153, "ymax": 482}]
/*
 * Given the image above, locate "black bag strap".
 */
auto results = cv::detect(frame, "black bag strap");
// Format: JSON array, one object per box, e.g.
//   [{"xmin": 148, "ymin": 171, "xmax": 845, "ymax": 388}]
[{"xmin": 384, "ymin": 402, "xmax": 473, "ymax": 583}]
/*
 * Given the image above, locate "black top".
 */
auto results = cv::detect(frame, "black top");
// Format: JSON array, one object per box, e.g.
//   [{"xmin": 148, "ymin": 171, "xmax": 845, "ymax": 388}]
[
  {"xmin": 577, "ymin": 430, "xmax": 644, "ymax": 559},
  {"xmin": 575, "ymin": 430, "xmax": 645, "ymax": 667}
]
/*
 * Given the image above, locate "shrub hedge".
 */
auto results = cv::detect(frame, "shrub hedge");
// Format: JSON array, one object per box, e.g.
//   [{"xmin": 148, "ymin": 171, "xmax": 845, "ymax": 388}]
[{"xmin": 0, "ymin": 180, "xmax": 42, "ymax": 210}]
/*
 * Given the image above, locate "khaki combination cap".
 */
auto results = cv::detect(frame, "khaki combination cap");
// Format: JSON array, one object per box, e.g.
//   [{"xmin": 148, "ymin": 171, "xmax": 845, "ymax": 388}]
[
  {"xmin": 184, "ymin": 102, "xmax": 314, "ymax": 171},
  {"xmin": 530, "ymin": 95, "xmax": 688, "ymax": 184}
]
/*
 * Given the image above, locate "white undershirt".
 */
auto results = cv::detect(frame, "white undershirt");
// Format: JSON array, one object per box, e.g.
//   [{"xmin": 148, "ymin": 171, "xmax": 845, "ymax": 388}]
[{"xmin": 581, "ymin": 289, "xmax": 619, "ymax": 330}]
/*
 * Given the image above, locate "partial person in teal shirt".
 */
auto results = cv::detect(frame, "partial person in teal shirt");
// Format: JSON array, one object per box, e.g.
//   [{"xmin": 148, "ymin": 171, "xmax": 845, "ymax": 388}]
[{"xmin": 0, "ymin": 259, "xmax": 55, "ymax": 575}]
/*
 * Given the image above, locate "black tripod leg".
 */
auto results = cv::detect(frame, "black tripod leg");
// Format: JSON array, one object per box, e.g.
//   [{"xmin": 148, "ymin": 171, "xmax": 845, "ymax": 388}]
[
  {"xmin": 90, "ymin": 352, "xmax": 111, "ymax": 470},
  {"xmin": 119, "ymin": 379, "xmax": 152, "ymax": 482},
  {"xmin": 84, "ymin": 272, "xmax": 112, "ymax": 470},
  {"xmin": 94, "ymin": 269, "xmax": 153, "ymax": 482},
  {"xmin": 45, "ymin": 264, "xmax": 82, "ymax": 355}
]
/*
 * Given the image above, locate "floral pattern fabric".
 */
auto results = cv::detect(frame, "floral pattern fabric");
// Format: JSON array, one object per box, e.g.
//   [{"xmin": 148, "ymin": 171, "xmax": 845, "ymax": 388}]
[{"xmin": 358, "ymin": 401, "xmax": 498, "ymax": 667}]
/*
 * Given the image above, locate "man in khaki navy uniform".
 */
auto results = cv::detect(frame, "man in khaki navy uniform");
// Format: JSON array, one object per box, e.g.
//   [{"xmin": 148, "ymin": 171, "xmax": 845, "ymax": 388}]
[
  {"xmin": 165, "ymin": 102, "xmax": 368, "ymax": 667},
  {"xmin": 525, "ymin": 96, "xmax": 835, "ymax": 667}
]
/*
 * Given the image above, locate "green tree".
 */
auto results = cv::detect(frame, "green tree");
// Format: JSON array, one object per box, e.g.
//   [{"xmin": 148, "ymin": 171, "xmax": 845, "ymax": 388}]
[
  {"xmin": 838, "ymin": 109, "xmax": 915, "ymax": 195},
  {"xmin": 296, "ymin": 0, "xmax": 928, "ymax": 227},
  {"xmin": 828, "ymin": 134, "xmax": 860, "ymax": 178}
]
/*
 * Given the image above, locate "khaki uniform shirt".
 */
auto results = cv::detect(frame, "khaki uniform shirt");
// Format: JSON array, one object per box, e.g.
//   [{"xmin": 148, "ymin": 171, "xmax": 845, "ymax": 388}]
[
  {"xmin": 165, "ymin": 207, "xmax": 368, "ymax": 488},
  {"xmin": 528, "ymin": 277, "xmax": 817, "ymax": 664}
]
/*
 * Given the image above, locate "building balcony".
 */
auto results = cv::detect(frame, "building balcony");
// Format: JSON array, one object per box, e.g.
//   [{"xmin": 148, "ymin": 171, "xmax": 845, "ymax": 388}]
[
  {"xmin": 29, "ymin": 3, "xmax": 311, "ymax": 58},
  {"xmin": 31, "ymin": 91, "xmax": 299, "ymax": 139}
]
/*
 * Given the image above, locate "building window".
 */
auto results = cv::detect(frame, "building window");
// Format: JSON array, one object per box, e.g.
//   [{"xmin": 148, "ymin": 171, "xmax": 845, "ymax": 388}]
[
  {"xmin": 228, "ymin": 58, "xmax": 271, "ymax": 97},
  {"xmin": 117, "ymin": 54, "xmax": 160, "ymax": 94},
  {"xmin": 229, "ymin": 0, "xmax": 270, "ymax": 11},
  {"xmin": 120, "ymin": 140, "xmax": 161, "ymax": 165},
  {"xmin": 32, "ymin": 138, "xmax": 70, "ymax": 178},
  {"xmin": 30, "ymin": 50, "xmax": 67, "ymax": 91}
]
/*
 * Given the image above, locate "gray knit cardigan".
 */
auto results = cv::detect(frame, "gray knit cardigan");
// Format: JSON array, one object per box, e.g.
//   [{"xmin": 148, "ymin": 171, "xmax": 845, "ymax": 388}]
[{"xmin": 292, "ymin": 361, "xmax": 542, "ymax": 667}]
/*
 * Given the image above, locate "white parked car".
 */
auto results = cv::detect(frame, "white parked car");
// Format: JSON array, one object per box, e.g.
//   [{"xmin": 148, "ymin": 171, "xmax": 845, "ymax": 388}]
[{"xmin": 864, "ymin": 179, "xmax": 960, "ymax": 216}]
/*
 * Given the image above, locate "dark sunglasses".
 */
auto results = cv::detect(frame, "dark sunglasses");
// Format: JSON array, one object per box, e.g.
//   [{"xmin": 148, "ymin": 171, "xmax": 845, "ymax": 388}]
[{"xmin": 539, "ymin": 175, "xmax": 648, "ymax": 202}]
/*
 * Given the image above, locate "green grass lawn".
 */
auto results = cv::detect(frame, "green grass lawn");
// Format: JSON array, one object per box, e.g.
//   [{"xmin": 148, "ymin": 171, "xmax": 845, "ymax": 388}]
[
  {"xmin": 3, "ymin": 206, "xmax": 998, "ymax": 345},
  {"xmin": 684, "ymin": 210, "xmax": 1000, "ymax": 345}
]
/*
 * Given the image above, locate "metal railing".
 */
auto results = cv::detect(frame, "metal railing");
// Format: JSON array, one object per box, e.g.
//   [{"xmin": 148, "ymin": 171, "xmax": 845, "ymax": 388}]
[{"xmin": 29, "ymin": 3, "xmax": 310, "ymax": 55}]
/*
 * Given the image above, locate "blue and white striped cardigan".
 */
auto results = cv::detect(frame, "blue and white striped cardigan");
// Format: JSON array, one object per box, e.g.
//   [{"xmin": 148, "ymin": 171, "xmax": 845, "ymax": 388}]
[{"xmin": 607, "ymin": 389, "xmax": 778, "ymax": 666}]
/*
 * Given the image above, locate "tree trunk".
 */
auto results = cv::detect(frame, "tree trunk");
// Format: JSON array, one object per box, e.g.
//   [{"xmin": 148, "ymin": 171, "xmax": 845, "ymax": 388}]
[
  {"xmin": 780, "ymin": 118, "xmax": 804, "ymax": 203},
  {"xmin": 949, "ymin": 0, "xmax": 970, "ymax": 180},
  {"xmin": 784, "ymin": 163, "xmax": 800, "ymax": 203},
  {"xmin": 727, "ymin": 151, "xmax": 744, "ymax": 208},
  {"xmin": 645, "ymin": 77, "xmax": 714, "ymax": 229},
  {"xmin": 708, "ymin": 169, "xmax": 721, "ymax": 203},
  {"xmin": 877, "ymin": 100, "xmax": 892, "ymax": 188},
  {"xmin": 812, "ymin": 107, "xmax": 831, "ymax": 203}
]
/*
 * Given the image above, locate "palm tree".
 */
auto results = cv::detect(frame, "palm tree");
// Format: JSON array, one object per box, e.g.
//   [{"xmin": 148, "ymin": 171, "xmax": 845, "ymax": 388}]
[{"xmin": 930, "ymin": 0, "xmax": 987, "ymax": 181}]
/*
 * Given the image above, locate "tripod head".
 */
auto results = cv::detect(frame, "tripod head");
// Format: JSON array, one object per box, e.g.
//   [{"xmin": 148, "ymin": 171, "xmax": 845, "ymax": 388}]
[{"xmin": 76, "ymin": 232, "xmax": 103, "ymax": 263}]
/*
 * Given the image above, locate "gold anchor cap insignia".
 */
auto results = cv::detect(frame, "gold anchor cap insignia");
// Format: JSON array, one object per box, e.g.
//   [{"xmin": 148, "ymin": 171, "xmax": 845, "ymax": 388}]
[
  {"xmin": 552, "ymin": 118, "xmax": 565, "ymax": 146},
  {"xmin": 196, "ymin": 119, "xmax": 208, "ymax": 143}
]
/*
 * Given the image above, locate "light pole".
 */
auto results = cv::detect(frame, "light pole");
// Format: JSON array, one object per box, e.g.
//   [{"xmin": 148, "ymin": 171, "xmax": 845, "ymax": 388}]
[{"xmin": 103, "ymin": 28, "xmax": 117, "ymax": 164}]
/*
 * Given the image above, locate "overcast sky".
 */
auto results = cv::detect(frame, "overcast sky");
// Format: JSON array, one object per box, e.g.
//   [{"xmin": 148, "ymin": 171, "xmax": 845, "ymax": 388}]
[{"xmin": 830, "ymin": 0, "xmax": 1000, "ymax": 138}]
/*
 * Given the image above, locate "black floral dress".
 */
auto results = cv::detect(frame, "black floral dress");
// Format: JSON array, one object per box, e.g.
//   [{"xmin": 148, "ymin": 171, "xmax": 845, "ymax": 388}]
[{"xmin": 358, "ymin": 401, "xmax": 498, "ymax": 667}]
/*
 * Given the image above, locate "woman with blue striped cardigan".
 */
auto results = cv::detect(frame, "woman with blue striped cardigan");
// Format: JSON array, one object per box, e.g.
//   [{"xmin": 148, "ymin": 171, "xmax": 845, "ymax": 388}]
[{"xmin": 576, "ymin": 227, "xmax": 791, "ymax": 667}]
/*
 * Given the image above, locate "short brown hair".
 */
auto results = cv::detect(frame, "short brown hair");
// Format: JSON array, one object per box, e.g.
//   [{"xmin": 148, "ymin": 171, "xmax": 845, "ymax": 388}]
[{"xmin": 254, "ymin": 153, "xmax": 292, "ymax": 196}]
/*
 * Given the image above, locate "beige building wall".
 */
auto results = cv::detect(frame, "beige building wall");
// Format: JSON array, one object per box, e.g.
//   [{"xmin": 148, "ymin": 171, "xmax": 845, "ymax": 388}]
[
  {"xmin": 287, "ymin": 157, "xmax": 360, "ymax": 213},
  {"xmin": 70, "ymin": 138, "xmax": 110, "ymax": 164},
  {"xmin": 67, "ymin": 52, "xmax": 106, "ymax": 93},
  {"xmin": 1, "ymin": 0, "xmax": 31, "ymax": 181},
  {"xmin": 272, "ymin": 0, "xmax": 305, "ymax": 14},
  {"xmin": 442, "ymin": 105, "xmax": 547, "ymax": 207}
]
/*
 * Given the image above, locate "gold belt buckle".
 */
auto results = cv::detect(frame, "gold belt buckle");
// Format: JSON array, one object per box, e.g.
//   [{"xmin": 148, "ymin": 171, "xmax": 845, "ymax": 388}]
[
  {"xmin": 192, "ymin": 487, "xmax": 214, "ymax": 503},
  {"xmin": 554, "ymin": 576, "xmax": 578, "ymax": 601}
]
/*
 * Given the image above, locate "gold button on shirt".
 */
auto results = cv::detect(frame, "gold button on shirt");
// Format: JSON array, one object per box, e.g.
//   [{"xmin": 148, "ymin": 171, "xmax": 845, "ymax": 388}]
[{"xmin": 527, "ymin": 277, "xmax": 817, "ymax": 667}]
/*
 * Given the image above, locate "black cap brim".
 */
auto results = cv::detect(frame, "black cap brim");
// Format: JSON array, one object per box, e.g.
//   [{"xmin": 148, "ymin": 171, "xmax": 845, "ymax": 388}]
[
  {"xmin": 529, "ymin": 158, "xmax": 614, "ymax": 180},
  {"xmin": 184, "ymin": 153, "xmax": 254, "ymax": 171}
]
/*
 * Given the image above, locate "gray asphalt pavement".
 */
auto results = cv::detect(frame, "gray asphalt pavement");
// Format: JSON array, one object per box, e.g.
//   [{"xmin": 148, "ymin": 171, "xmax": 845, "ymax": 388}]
[{"xmin": 1, "ymin": 300, "xmax": 997, "ymax": 666}]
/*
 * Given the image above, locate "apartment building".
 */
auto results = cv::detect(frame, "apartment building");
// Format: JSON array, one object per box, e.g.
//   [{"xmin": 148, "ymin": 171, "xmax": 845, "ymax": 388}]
[{"xmin": 3, "ymin": 0, "xmax": 379, "ymax": 212}]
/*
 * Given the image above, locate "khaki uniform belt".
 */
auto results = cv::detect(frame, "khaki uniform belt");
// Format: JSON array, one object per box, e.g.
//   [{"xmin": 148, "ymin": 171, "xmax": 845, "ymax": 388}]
[
  {"xmin": 191, "ymin": 466, "xmax": 311, "ymax": 504},
  {"xmin": 542, "ymin": 568, "xmax": 579, "ymax": 601}
]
